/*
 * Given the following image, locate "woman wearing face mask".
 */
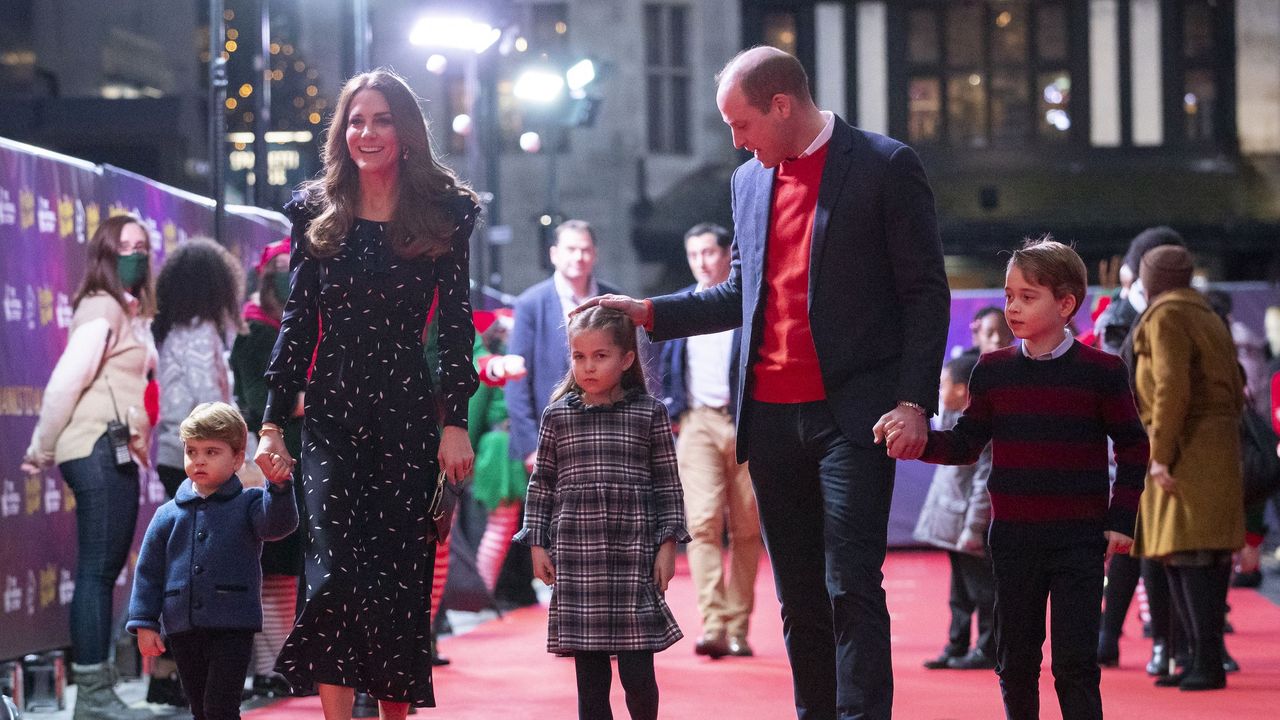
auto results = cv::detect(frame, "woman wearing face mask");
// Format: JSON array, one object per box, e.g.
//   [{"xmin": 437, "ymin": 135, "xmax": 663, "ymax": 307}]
[{"xmin": 21, "ymin": 214, "xmax": 157, "ymax": 720}]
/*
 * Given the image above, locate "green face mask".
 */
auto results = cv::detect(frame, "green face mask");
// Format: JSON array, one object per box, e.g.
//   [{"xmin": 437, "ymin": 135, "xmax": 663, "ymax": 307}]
[
  {"xmin": 272, "ymin": 272, "xmax": 292, "ymax": 303},
  {"xmin": 116, "ymin": 253, "xmax": 146, "ymax": 291}
]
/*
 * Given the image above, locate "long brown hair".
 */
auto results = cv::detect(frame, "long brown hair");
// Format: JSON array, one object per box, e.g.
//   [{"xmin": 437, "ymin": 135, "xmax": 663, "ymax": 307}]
[
  {"xmin": 550, "ymin": 306, "xmax": 648, "ymax": 403},
  {"xmin": 72, "ymin": 214, "xmax": 156, "ymax": 317},
  {"xmin": 302, "ymin": 68, "xmax": 478, "ymax": 260}
]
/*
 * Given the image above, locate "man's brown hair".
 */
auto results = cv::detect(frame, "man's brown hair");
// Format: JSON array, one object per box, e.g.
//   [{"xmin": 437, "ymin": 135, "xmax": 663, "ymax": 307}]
[
  {"xmin": 1008, "ymin": 235, "xmax": 1087, "ymax": 321},
  {"xmin": 179, "ymin": 402, "xmax": 248, "ymax": 454},
  {"xmin": 715, "ymin": 46, "xmax": 812, "ymax": 113}
]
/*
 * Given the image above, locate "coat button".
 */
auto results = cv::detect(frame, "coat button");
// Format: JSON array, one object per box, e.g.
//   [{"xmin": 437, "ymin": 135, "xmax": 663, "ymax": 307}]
[
  {"xmin": 196, "ymin": 531, "xmax": 207, "ymax": 541},
  {"xmin": 193, "ymin": 565, "xmax": 204, "ymax": 575}
]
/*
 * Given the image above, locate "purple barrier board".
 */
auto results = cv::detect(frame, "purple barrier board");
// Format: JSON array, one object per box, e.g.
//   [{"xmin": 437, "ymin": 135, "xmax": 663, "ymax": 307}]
[{"xmin": 1, "ymin": 137, "xmax": 287, "ymax": 660}]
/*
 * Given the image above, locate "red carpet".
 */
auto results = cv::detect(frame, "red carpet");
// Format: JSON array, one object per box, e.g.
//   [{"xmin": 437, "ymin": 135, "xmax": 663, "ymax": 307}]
[{"xmin": 245, "ymin": 552, "xmax": 1280, "ymax": 719}]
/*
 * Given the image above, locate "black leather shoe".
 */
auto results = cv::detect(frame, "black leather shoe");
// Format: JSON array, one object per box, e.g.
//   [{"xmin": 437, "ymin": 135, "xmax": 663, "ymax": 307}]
[
  {"xmin": 695, "ymin": 631, "xmax": 730, "ymax": 659},
  {"xmin": 1146, "ymin": 641, "xmax": 1170, "ymax": 676},
  {"xmin": 1179, "ymin": 669, "xmax": 1227, "ymax": 691},
  {"xmin": 947, "ymin": 649, "xmax": 996, "ymax": 670},
  {"xmin": 727, "ymin": 635, "xmax": 754, "ymax": 657},
  {"xmin": 923, "ymin": 649, "xmax": 962, "ymax": 670},
  {"xmin": 1155, "ymin": 671, "xmax": 1187, "ymax": 687},
  {"xmin": 430, "ymin": 634, "xmax": 451, "ymax": 667}
]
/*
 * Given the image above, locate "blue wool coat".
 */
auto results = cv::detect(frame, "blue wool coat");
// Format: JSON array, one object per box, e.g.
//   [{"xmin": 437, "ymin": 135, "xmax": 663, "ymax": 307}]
[{"xmin": 126, "ymin": 475, "xmax": 298, "ymax": 636}]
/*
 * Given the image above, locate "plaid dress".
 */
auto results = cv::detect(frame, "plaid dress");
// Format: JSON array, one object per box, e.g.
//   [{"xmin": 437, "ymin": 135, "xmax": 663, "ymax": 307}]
[{"xmin": 514, "ymin": 388, "xmax": 690, "ymax": 653}]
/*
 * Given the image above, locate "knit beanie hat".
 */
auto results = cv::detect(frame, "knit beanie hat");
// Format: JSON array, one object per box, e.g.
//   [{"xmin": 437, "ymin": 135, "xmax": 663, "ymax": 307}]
[
  {"xmin": 1123, "ymin": 226, "xmax": 1184, "ymax": 275},
  {"xmin": 1139, "ymin": 245, "xmax": 1194, "ymax": 301}
]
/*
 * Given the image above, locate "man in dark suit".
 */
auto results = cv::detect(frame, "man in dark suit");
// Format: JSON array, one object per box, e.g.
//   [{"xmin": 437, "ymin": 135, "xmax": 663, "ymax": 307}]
[
  {"xmin": 581, "ymin": 47, "xmax": 950, "ymax": 719},
  {"xmin": 507, "ymin": 219, "xmax": 625, "ymax": 472},
  {"xmin": 658, "ymin": 223, "xmax": 760, "ymax": 661}
]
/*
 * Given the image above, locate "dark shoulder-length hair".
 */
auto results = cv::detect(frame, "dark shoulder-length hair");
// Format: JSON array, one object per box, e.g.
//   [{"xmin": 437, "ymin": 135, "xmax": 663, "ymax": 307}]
[
  {"xmin": 152, "ymin": 238, "xmax": 246, "ymax": 347},
  {"xmin": 550, "ymin": 306, "xmax": 647, "ymax": 403},
  {"xmin": 301, "ymin": 67, "xmax": 479, "ymax": 260},
  {"xmin": 72, "ymin": 214, "xmax": 156, "ymax": 317}
]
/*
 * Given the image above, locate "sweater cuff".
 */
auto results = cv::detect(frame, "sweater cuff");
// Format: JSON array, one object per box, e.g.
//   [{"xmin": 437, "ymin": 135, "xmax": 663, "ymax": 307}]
[
  {"xmin": 512, "ymin": 527, "xmax": 547, "ymax": 547},
  {"xmin": 263, "ymin": 389, "xmax": 294, "ymax": 427},
  {"xmin": 1105, "ymin": 508, "xmax": 1137, "ymax": 537},
  {"xmin": 125, "ymin": 618, "xmax": 161, "ymax": 635},
  {"xmin": 642, "ymin": 299, "xmax": 655, "ymax": 332},
  {"xmin": 656, "ymin": 525, "xmax": 691, "ymax": 546}
]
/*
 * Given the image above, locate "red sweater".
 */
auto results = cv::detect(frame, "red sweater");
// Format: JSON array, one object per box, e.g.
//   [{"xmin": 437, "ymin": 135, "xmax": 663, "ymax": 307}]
[{"xmin": 752, "ymin": 144, "xmax": 829, "ymax": 403}]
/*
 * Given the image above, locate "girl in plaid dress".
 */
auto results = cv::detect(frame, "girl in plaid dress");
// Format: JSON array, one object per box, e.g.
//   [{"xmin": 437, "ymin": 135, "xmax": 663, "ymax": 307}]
[{"xmin": 515, "ymin": 306, "xmax": 690, "ymax": 720}]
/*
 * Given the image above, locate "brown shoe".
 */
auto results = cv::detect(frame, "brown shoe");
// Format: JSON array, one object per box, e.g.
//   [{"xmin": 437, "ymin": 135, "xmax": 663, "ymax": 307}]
[
  {"xmin": 695, "ymin": 631, "xmax": 730, "ymax": 659},
  {"xmin": 727, "ymin": 635, "xmax": 754, "ymax": 657}
]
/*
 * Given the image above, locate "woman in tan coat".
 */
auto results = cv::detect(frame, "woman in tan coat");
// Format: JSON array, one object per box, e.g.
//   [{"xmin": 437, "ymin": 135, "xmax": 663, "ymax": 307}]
[{"xmin": 1132, "ymin": 245, "xmax": 1244, "ymax": 692}]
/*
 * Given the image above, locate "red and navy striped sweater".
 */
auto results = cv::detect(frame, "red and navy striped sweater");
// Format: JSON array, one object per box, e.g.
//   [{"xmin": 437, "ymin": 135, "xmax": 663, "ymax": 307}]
[{"xmin": 920, "ymin": 341, "xmax": 1149, "ymax": 538}]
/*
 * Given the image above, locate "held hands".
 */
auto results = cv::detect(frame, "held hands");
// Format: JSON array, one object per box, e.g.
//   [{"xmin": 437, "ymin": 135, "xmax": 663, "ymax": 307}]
[
  {"xmin": 531, "ymin": 545, "xmax": 556, "ymax": 586},
  {"xmin": 1104, "ymin": 530, "xmax": 1134, "ymax": 557},
  {"xmin": 570, "ymin": 294, "xmax": 650, "ymax": 325},
  {"xmin": 872, "ymin": 406, "xmax": 927, "ymax": 460},
  {"xmin": 137, "ymin": 628, "xmax": 166, "ymax": 657},
  {"xmin": 525, "ymin": 451, "xmax": 537, "ymax": 475},
  {"xmin": 253, "ymin": 430, "xmax": 296, "ymax": 484},
  {"xmin": 438, "ymin": 425, "xmax": 474, "ymax": 484},
  {"xmin": 653, "ymin": 539, "xmax": 676, "ymax": 593},
  {"xmin": 1149, "ymin": 460, "xmax": 1177, "ymax": 495}
]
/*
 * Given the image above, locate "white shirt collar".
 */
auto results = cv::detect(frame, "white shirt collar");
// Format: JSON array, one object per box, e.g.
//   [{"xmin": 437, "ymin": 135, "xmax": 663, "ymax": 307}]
[
  {"xmin": 797, "ymin": 111, "xmax": 835, "ymax": 158},
  {"xmin": 1021, "ymin": 331, "xmax": 1074, "ymax": 361},
  {"xmin": 552, "ymin": 272, "xmax": 598, "ymax": 314}
]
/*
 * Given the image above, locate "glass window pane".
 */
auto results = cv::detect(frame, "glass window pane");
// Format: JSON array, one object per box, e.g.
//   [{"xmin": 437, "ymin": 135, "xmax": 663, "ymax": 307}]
[
  {"xmin": 672, "ymin": 74, "xmax": 690, "ymax": 154},
  {"xmin": 991, "ymin": 70, "xmax": 1030, "ymax": 142},
  {"xmin": 946, "ymin": 3, "xmax": 982, "ymax": 68},
  {"xmin": 948, "ymin": 73, "xmax": 988, "ymax": 147},
  {"xmin": 644, "ymin": 5, "xmax": 663, "ymax": 66},
  {"xmin": 1184, "ymin": 1, "xmax": 1213, "ymax": 59},
  {"xmin": 647, "ymin": 73, "xmax": 666, "ymax": 152},
  {"xmin": 991, "ymin": 1, "xmax": 1028, "ymax": 64},
  {"xmin": 1184, "ymin": 68, "xmax": 1216, "ymax": 141},
  {"xmin": 908, "ymin": 76, "xmax": 941, "ymax": 143},
  {"xmin": 670, "ymin": 6, "xmax": 687, "ymax": 67},
  {"xmin": 763, "ymin": 12, "xmax": 798, "ymax": 56},
  {"xmin": 1036, "ymin": 71, "xmax": 1072, "ymax": 141},
  {"xmin": 908, "ymin": 9, "xmax": 939, "ymax": 65},
  {"xmin": 1036, "ymin": 3, "xmax": 1068, "ymax": 63}
]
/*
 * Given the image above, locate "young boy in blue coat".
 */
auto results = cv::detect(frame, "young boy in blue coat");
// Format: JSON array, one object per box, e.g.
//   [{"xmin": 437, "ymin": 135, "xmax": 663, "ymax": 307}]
[{"xmin": 127, "ymin": 402, "xmax": 297, "ymax": 720}]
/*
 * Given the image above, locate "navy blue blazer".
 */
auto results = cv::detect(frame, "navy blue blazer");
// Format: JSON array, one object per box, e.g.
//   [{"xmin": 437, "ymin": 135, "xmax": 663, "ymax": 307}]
[
  {"xmin": 649, "ymin": 118, "xmax": 951, "ymax": 462},
  {"xmin": 506, "ymin": 276, "xmax": 621, "ymax": 460},
  {"xmin": 127, "ymin": 475, "xmax": 298, "ymax": 636},
  {"xmin": 658, "ymin": 284, "xmax": 742, "ymax": 421}
]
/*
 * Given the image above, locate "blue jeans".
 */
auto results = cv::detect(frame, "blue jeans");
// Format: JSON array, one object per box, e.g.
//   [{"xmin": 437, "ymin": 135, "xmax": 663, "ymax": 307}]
[
  {"xmin": 747, "ymin": 401, "xmax": 895, "ymax": 720},
  {"xmin": 58, "ymin": 432, "xmax": 140, "ymax": 664}
]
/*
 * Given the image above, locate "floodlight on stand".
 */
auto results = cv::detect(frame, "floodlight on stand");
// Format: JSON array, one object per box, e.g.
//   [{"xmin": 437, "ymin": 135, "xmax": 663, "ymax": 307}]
[
  {"xmin": 514, "ymin": 69, "xmax": 564, "ymax": 103},
  {"xmin": 409, "ymin": 17, "xmax": 501, "ymax": 54},
  {"xmin": 565, "ymin": 59, "xmax": 596, "ymax": 92}
]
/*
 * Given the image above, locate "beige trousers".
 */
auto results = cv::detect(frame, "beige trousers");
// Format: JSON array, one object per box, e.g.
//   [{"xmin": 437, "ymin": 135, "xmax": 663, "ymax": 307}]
[{"xmin": 676, "ymin": 406, "xmax": 762, "ymax": 637}]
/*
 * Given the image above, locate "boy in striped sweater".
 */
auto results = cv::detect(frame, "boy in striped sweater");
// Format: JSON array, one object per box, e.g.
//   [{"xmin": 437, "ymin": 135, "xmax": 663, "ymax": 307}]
[{"xmin": 878, "ymin": 237, "xmax": 1149, "ymax": 720}]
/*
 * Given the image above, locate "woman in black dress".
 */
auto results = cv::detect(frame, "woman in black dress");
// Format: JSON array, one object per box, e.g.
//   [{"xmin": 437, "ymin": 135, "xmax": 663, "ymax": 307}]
[{"xmin": 254, "ymin": 68, "xmax": 479, "ymax": 719}]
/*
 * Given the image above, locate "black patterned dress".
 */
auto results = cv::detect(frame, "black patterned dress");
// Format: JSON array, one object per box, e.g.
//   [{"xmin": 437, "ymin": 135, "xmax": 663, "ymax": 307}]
[
  {"xmin": 264, "ymin": 194, "xmax": 479, "ymax": 706},
  {"xmin": 514, "ymin": 389, "xmax": 690, "ymax": 654}
]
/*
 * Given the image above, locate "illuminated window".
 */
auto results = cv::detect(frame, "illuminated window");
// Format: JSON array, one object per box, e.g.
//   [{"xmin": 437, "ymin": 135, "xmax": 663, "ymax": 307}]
[{"xmin": 645, "ymin": 4, "xmax": 691, "ymax": 154}]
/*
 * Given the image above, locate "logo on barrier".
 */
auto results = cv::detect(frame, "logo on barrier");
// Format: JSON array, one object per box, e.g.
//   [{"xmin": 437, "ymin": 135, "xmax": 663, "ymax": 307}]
[
  {"xmin": 37, "ymin": 196, "xmax": 56, "ymax": 234},
  {"xmin": 85, "ymin": 202, "xmax": 100, "ymax": 241},
  {"xmin": 1, "ymin": 479, "xmax": 20, "ymax": 517},
  {"xmin": 56, "ymin": 292, "xmax": 72, "ymax": 328},
  {"xmin": 25, "ymin": 285, "xmax": 37, "ymax": 330},
  {"xmin": 39, "ymin": 564, "xmax": 56, "ymax": 609},
  {"xmin": 60, "ymin": 569, "xmax": 74, "ymax": 605},
  {"xmin": 38, "ymin": 287, "xmax": 54, "ymax": 327},
  {"xmin": 3, "ymin": 576, "xmax": 21, "ymax": 613},
  {"xmin": 43, "ymin": 476, "xmax": 61, "ymax": 514},
  {"xmin": 3, "ymin": 286, "xmax": 20, "ymax": 322},
  {"xmin": 0, "ymin": 188, "xmax": 16, "ymax": 225},
  {"xmin": 58, "ymin": 196, "xmax": 75, "ymax": 239},
  {"xmin": 19, "ymin": 190, "xmax": 34, "ymax": 230},
  {"xmin": 24, "ymin": 474, "xmax": 41, "ymax": 515}
]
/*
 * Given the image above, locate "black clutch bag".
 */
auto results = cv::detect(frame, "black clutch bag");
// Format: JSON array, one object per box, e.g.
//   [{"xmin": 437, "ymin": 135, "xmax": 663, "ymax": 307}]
[{"xmin": 428, "ymin": 469, "xmax": 466, "ymax": 545}]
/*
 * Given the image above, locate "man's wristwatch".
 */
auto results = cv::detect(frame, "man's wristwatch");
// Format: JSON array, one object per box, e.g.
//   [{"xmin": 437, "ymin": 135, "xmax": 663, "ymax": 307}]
[{"xmin": 897, "ymin": 400, "xmax": 927, "ymax": 417}]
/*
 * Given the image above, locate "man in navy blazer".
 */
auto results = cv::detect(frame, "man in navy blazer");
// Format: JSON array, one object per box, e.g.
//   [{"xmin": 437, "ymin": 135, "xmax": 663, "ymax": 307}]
[
  {"xmin": 507, "ymin": 220, "xmax": 625, "ymax": 470},
  {"xmin": 583, "ymin": 48, "xmax": 950, "ymax": 719}
]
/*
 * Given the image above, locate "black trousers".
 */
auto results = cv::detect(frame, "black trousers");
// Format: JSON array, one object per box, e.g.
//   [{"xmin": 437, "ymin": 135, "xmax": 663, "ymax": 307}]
[
  {"xmin": 1164, "ymin": 559, "xmax": 1231, "ymax": 680},
  {"xmin": 574, "ymin": 651, "xmax": 657, "ymax": 720},
  {"xmin": 167, "ymin": 629, "xmax": 254, "ymax": 720},
  {"xmin": 989, "ymin": 524, "xmax": 1106, "ymax": 720},
  {"xmin": 946, "ymin": 550, "xmax": 997, "ymax": 657},
  {"xmin": 747, "ymin": 401, "xmax": 896, "ymax": 720}
]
